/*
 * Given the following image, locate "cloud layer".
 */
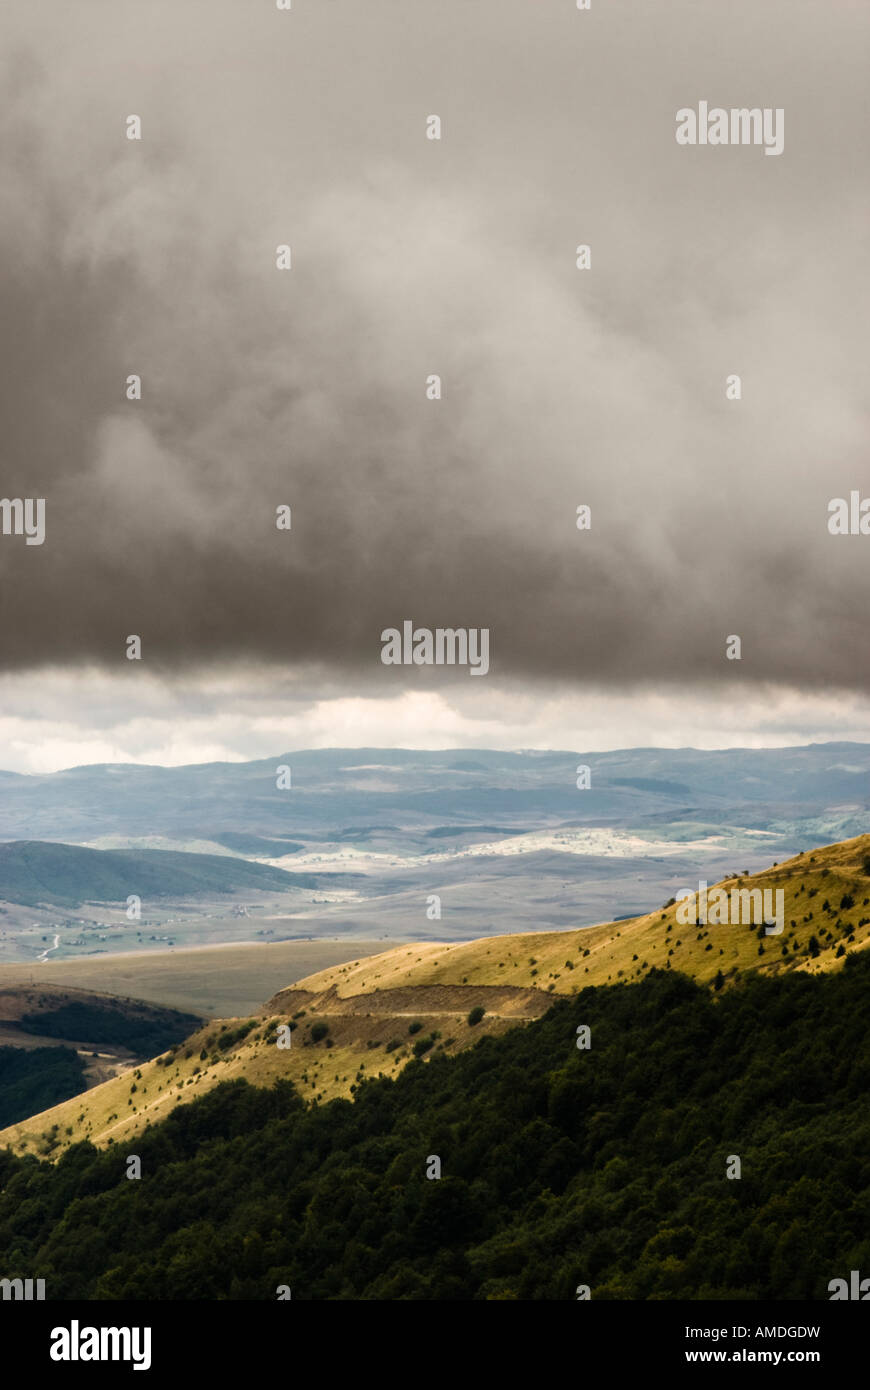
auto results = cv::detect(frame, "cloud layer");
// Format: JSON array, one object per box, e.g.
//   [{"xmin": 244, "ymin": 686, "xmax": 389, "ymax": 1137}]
[{"xmin": 0, "ymin": 0, "xmax": 868, "ymax": 701}]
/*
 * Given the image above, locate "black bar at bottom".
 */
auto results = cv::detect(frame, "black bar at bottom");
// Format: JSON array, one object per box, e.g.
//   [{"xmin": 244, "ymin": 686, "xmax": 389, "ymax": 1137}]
[{"xmin": 1, "ymin": 1298, "xmax": 864, "ymax": 1376}]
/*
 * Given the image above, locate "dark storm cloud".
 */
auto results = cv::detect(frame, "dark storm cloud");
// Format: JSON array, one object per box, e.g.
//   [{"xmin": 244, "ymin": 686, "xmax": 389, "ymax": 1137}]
[{"xmin": 0, "ymin": 0, "xmax": 868, "ymax": 691}]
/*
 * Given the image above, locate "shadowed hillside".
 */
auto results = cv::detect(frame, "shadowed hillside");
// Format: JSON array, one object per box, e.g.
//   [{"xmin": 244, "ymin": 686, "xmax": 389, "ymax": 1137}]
[{"xmin": 0, "ymin": 981, "xmax": 203, "ymax": 1134}]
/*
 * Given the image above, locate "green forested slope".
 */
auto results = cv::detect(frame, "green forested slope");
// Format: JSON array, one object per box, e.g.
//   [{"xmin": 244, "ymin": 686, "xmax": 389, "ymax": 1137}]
[{"xmin": 1, "ymin": 954, "xmax": 869, "ymax": 1300}]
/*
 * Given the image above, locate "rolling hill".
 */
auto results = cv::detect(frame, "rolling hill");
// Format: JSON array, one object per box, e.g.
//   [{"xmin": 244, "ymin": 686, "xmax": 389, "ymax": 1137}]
[
  {"xmin": 0, "ymin": 981, "xmax": 203, "ymax": 1130},
  {"xmin": 0, "ymin": 840, "xmax": 324, "ymax": 908},
  {"xmin": 3, "ymin": 831, "xmax": 870, "ymax": 1159}
]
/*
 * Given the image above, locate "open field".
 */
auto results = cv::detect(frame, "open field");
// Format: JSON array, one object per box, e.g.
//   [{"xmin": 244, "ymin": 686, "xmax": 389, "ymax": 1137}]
[{"xmin": 0, "ymin": 938, "xmax": 400, "ymax": 1018}]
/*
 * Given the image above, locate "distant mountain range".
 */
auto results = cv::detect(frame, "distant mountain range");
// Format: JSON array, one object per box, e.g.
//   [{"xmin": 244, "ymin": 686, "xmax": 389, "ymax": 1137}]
[{"xmin": 0, "ymin": 744, "xmax": 867, "ymax": 846}]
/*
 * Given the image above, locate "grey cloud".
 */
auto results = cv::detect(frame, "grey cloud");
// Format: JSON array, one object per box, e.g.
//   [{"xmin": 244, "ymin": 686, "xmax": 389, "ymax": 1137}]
[{"xmin": 0, "ymin": 0, "xmax": 867, "ymax": 693}]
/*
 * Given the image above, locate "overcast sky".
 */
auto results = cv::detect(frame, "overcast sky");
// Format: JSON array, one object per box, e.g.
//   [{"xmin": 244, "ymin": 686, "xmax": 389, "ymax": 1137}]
[{"xmin": 1, "ymin": 0, "xmax": 868, "ymax": 772}]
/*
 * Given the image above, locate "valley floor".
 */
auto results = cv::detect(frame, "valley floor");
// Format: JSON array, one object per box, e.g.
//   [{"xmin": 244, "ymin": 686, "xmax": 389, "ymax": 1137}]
[{"xmin": 0, "ymin": 938, "xmax": 398, "ymax": 1018}]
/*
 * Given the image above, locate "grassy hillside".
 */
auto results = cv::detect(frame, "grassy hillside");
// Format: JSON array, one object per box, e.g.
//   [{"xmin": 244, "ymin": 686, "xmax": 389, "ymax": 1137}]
[
  {"xmin": 0, "ymin": 839, "xmax": 323, "ymax": 908},
  {"xmin": 293, "ymin": 832, "xmax": 870, "ymax": 998},
  {"xmin": 4, "ymin": 832, "xmax": 869, "ymax": 1159},
  {"xmin": 2, "ymin": 956, "xmax": 870, "ymax": 1299}
]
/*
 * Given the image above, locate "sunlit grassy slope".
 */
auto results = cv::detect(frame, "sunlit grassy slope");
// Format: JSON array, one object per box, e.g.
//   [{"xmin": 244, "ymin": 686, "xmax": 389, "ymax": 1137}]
[{"xmin": 4, "ymin": 832, "xmax": 869, "ymax": 1159}]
